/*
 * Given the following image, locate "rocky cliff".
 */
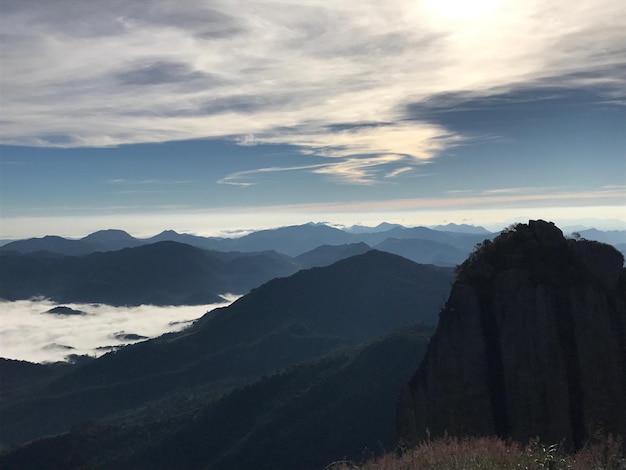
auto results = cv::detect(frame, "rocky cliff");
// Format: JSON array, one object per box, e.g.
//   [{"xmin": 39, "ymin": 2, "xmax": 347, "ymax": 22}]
[{"xmin": 397, "ymin": 220, "xmax": 626, "ymax": 449}]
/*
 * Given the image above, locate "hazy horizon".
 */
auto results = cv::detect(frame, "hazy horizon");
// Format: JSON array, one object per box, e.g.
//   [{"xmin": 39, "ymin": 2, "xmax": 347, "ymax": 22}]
[{"xmin": 2, "ymin": 213, "xmax": 625, "ymax": 242}]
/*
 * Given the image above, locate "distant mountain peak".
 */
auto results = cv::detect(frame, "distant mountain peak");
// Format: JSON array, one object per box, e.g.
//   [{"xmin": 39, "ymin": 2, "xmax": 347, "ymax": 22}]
[
  {"xmin": 81, "ymin": 229, "xmax": 135, "ymax": 241},
  {"xmin": 431, "ymin": 223, "xmax": 491, "ymax": 234},
  {"xmin": 345, "ymin": 222, "xmax": 405, "ymax": 234}
]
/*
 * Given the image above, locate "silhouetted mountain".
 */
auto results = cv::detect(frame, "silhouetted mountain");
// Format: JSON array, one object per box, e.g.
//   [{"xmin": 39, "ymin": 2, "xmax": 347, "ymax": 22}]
[
  {"xmin": 576, "ymin": 228, "xmax": 626, "ymax": 246},
  {"xmin": 374, "ymin": 237, "xmax": 467, "ymax": 266},
  {"xmin": 431, "ymin": 223, "xmax": 491, "ymax": 234},
  {"xmin": 0, "ymin": 231, "xmax": 144, "ymax": 256},
  {"xmin": 231, "ymin": 222, "xmax": 351, "ymax": 256},
  {"xmin": 0, "ymin": 241, "xmax": 299, "ymax": 305},
  {"xmin": 3, "ymin": 224, "xmax": 623, "ymax": 264},
  {"xmin": 355, "ymin": 225, "xmax": 492, "ymax": 251},
  {"xmin": 0, "ymin": 326, "xmax": 435, "ymax": 470},
  {"xmin": 0, "ymin": 251, "xmax": 453, "ymax": 447},
  {"xmin": 0, "ymin": 235, "xmax": 95, "ymax": 256},
  {"xmin": 345, "ymin": 222, "xmax": 404, "ymax": 233},
  {"xmin": 147, "ymin": 230, "xmax": 236, "ymax": 251},
  {"xmin": 294, "ymin": 242, "xmax": 371, "ymax": 268},
  {"xmin": 397, "ymin": 220, "xmax": 626, "ymax": 450},
  {"xmin": 0, "ymin": 359, "xmax": 74, "ymax": 403},
  {"xmin": 80, "ymin": 229, "xmax": 144, "ymax": 252}
]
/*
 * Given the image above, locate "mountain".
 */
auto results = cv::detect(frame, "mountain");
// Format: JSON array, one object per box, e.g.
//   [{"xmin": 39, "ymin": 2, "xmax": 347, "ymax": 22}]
[
  {"xmin": 0, "ymin": 326, "xmax": 435, "ymax": 470},
  {"xmin": 0, "ymin": 231, "xmax": 144, "ymax": 256},
  {"xmin": 294, "ymin": 242, "xmax": 371, "ymax": 268},
  {"xmin": 4, "ymin": 224, "xmax": 624, "ymax": 263},
  {"xmin": 431, "ymin": 223, "xmax": 491, "ymax": 234},
  {"xmin": 79, "ymin": 229, "xmax": 144, "ymax": 251},
  {"xmin": 0, "ymin": 250, "xmax": 453, "ymax": 448},
  {"xmin": 0, "ymin": 241, "xmax": 299, "ymax": 305},
  {"xmin": 44, "ymin": 306, "xmax": 87, "ymax": 316},
  {"xmin": 374, "ymin": 237, "xmax": 467, "ymax": 266},
  {"xmin": 230, "ymin": 222, "xmax": 351, "ymax": 256},
  {"xmin": 0, "ymin": 359, "xmax": 74, "ymax": 404},
  {"xmin": 147, "ymin": 224, "xmax": 355, "ymax": 255},
  {"xmin": 146, "ymin": 230, "xmax": 235, "ymax": 251},
  {"xmin": 397, "ymin": 220, "xmax": 626, "ymax": 450},
  {"xmin": 0, "ymin": 235, "xmax": 96, "ymax": 256},
  {"xmin": 576, "ymin": 228, "xmax": 626, "ymax": 246},
  {"xmin": 345, "ymin": 222, "xmax": 405, "ymax": 233},
  {"xmin": 355, "ymin": 225, "xmax": 492, "ymax": 252}
]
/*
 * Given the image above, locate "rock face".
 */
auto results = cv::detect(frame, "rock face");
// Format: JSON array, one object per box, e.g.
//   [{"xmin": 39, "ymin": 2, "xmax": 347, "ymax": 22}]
[{"xmin": 397, "ymin": 220, "xmax": 626, "ymax": 449}]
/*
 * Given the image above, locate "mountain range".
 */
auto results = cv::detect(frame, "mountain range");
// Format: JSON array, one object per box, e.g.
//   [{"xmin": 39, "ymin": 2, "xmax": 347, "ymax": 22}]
[
  {"xmin": 0, "ymin": 222, "xmax": 487, "ymax": 306},
  {"xmin": 0, "ymin": 250, "xmax": 452, "ymax": 453},
  {"xmin": 0, "ymin": 223, "xmax": 495, "ymax": 258},
  {"xmin": 0, "ymin": 241, "xmax": 299, "ymax": 305},
  {"xmin": 1, "ymin": 221, "xmax": 624, "ymax": 469},
  {"xmin": 3, "ymin": 222, "xmax": 623, "ymax": 262}
]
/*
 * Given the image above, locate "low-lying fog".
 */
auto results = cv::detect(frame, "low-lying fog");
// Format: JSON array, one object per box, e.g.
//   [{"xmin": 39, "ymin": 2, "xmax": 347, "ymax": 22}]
[{"xmin": 0, "ymin": 296, "xmax": 239, "ymax": 363}]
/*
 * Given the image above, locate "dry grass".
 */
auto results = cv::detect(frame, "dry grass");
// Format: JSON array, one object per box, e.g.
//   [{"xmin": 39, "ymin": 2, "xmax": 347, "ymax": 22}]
[{"xmin": 326, "ymin": 435, "xmax": 625, "ymax": 470}]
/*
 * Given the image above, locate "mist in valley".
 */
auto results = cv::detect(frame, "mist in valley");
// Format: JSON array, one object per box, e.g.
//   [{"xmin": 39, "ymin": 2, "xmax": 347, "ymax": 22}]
[{"xmin": 0, "ymin": 296, "xmax": 238, "ymax": 363}]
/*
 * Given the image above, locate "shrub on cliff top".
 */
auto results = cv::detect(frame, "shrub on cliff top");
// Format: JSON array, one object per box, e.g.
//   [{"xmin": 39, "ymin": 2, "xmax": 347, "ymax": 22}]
[{"xmin": 326, "ymin": 435, "xmax": 625, "ymax": 470}]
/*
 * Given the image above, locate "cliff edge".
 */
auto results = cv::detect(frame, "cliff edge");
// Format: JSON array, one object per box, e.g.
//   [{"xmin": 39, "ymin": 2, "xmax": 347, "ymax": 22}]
[{"xmin": 397, "ymin": 220, "xmax": 626, "ymax": 449}]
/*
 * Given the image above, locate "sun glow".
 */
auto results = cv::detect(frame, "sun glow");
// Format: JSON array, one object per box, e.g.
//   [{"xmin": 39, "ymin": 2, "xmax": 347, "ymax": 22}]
[{"xmin": 421, "ymin": 0, "xmax": 502, "ymax": 22}]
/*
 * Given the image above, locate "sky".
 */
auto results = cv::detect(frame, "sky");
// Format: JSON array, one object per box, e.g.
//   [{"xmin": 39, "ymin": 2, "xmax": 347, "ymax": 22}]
[{"xmin": 0, "ymin": 0, "xmax": 625, "ymax": 239}]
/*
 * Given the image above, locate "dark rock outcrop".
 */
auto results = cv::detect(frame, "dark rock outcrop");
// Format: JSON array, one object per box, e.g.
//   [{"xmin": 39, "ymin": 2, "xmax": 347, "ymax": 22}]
[{"xmin": 397, "ymin": 220, "xmax": 626, "ymax": 450}]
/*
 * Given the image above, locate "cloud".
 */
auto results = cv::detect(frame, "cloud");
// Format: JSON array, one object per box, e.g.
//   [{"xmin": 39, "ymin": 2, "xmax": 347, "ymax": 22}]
[
  {"xmin": 312, "ymin": 154, "xmax": 406, "ymax": 184},
  {"xmin": 223, "ymin": 122, "xmax": 459, "ymax": 183},
  {"xmin": 0, "ymin": 0, "xmax": 624, "ymax": 181},
  {"xmin": 0, "ymin": 296, "xmax": 238, "ymax": 363},
  {"xmin": 251, "ymin": 122, "xmax": 459, "ymax": 160},
  {"xmin": 218, "ymin": 163, "xmax": 328, "ymax": 186},
  {"xmin": 385, "ymin": 167, "xmax": 414, "ymax": 178},
  {"xmin": 218, "ymin": 150, "xmax": 426, "ymax": 186},
  {"xmin": 115, "ymin": 61, "xmax": 218, "ymax": 87}
]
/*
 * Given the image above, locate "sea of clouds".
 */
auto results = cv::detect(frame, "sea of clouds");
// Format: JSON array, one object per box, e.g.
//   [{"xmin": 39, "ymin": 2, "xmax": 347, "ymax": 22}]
[{"xmin": 0, "ymin": 296, "xmax": 239, "ymax": 363}]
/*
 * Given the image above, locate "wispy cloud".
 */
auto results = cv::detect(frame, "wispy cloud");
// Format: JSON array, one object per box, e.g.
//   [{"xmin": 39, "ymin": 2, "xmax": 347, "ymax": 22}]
[
  {"xmin": 385, "ymin": 167, "xmax": 414, "ymax": 178},
  {"xmin": 312, "ymin": 154, "xmax": 406, "ymax": 184},
  {"xmin": 219, "ymin": 152, "xmax": 428, "ymax": 185},
  {"xmin": 218, "ymin": 163, "xmax": 329, "ymax": 186},
  {"xmin": 223, "ymin": 186, "xmax": 626, "ymax": 214},
  {"xmin": 224, "ymin": 122, "xmax": 458, "ymax": 183},
  {"xmin": 1, "ymin": 0, "xmax": 624, "ymax": 182}
]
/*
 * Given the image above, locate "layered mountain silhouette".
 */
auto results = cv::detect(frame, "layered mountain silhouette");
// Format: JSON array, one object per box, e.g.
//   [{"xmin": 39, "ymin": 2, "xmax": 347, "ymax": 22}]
[
  {"xmin": 0, "ymin": 326, "xmax": 435, "ymax": 470},
  {"xmin": 294, "ymin": 242, "xmax": 371, "ymax": 269},
  {"xmin": 1, "ymin": 223, "xmax": 488, "ymax": 305},
  {"xmin": 3, "ymin": 223, "xmax": 622, "ymax": 263},
  {"xmin": 0, "ymin": 250, "xmax": 453, "ymax": 450},
  {"xmin": 0, "ymin": 241, "xmax": 300, "ymax": 305},
  {"xmin": 397, "ymin": 220, "xmax": 626, "ymax": 450},
  {"xmin": 2, "ymin": 220, "xmax": 624, "ymax": 469},
  {"xmin": 373, "ymin": 237, "xmax": 467, "ymax": 266},
  {"xmin": 1, "ymin": 238, "xmax": 457, "ymax": 306},
  {"xmin": 0, "ymin": 222, "xmax": 495, "ymax": 260}
]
